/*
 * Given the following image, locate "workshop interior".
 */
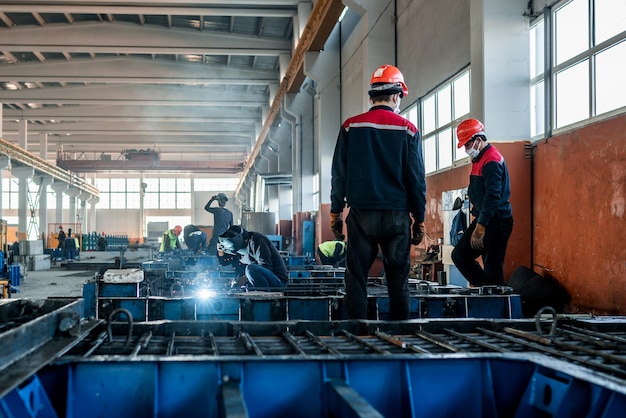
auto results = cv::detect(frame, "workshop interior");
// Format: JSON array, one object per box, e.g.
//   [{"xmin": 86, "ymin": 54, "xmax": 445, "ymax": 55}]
[{"xmin": 0, "ymin": 1, "xmax": 625, "ymax": 417}]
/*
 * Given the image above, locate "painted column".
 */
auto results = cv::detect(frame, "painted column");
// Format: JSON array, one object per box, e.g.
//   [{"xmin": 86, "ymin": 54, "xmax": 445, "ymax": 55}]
[
  {"xmin": 11, "ymin": 166, "xmax": 34, "ymax": 240},
  {"xmin": 51, "ymin": 182, "xmax": 68, "ymax": 225},
  {"xmin": 0, "ymin": 156, "xmax": 10, "ymax": 215},
  {"xmin": 66, "ymin": 187, "xmax": 80, "ymax": 232},
  {"xmin": 32, "ymin": 175, "xmax": 53, "ymax": 242}
]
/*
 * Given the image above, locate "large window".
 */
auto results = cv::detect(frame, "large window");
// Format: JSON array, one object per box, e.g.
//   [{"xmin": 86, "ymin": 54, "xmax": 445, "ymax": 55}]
[
  {"xmin": 402, "ymin": 69, "xmax": 471, "ymax": 175},
  {"xmin": 144, "ymin": 178, "xmax": 191, "ymax": 209},
  {"xmin": 531, "ymin": 0, "xmax": 626, "ymax": 136},
  {"xmin": 95, "ymin": 178, "xmax": 141, "ymax": 209}
]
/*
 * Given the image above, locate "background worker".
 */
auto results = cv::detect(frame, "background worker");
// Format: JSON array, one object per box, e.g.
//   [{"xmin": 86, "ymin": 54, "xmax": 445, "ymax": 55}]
[
  {"xmin": 64, "ymin": 229, "xmax": 77, "ymax": 262},
  {"xmin": 183, "ymin": 224, "xmax": 207, "ymax": 254},
  {"xmin": 451, "ymin": 118, "xmax": 514, "ymax": 287},
  {"xmin": 217, "ymin": 225, "xmax": 288, "ymax": 291},
  {"xmin": 204, "ymin": 193, "xmax": 233, "ymax": 255},
  {"xmin": 160, "ymin": 225, "xmax": 182, "ymax": 253},
  {"xmin": 317, "ymin": 239, "xmax": 346, "ymax": 267},
  {"xmin": 57, "ymin": 225, "xmax": 66, "ymax": 250},
  {"xmin": 330, "ymin": 64, "xmax": 426, "ymax": 321},
  {"xmin": 97, "ymin": 232, "xmax": 108, "ymax": 251}
]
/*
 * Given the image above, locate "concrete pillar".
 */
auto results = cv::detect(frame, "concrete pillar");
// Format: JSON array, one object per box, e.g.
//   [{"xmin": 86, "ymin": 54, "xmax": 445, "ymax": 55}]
[
  {"xmin": 32, "ymin": 175, "xmax": 53, "ymax": 242},
  {"xmin": 51, "ymin": 182, "xmax": 68, "ymax": 225},
  {"xmin": 89, "ymin": 196, "xmax": 99, "ymax": 234},
  {"xmin": 40, "ymin": 133, "xmax": 48, "ymax": 162},
  {"xmin": 0, "ymin": 156, "xmax": 10, "ymax": 215},
  {"xmin": 470, "ymin": 0, "xmax": 530, "ymax": 139},
  {"xmin": 18, "ymin": 119, "xmax": 27, "ymax": 149},
  {"xmin": 66, "ymin": 187, "xmax": 81, "ymax": 232},
  {"xmin": 11, "ymin": 166, "xmax": 34, "ymax": 240},
  {"xmin": 78, "ymin": 191, "xmax": 91, "ymax": 234},
  {"xmin": 0, "ymin": 104, "xmax": 3, "ymax": 138}
]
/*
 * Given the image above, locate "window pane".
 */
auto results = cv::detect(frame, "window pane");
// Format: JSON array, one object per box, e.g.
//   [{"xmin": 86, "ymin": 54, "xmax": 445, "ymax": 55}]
[
  {"xmin": 453, "ymin": 72, "xmax": 470, "ymax": 118},
  {"xmin": 422, "ymin": 95, "xmax": 436, "ymax": 134},
  {"xmin": 126, "ymin": 178, "xmax": 140, "ymax": 192},
  {"xmin": 555, "ymin": 59, "xmax": 589, "ymax": 128},
  {"xmin": 110, "ymin": 178, "xmax": 126, "ymax": 192},
  {"xmin": 160, "ymin": 178, "xmax": 176, "ymax": 192},
  {"xmin": 110, "ymin": 192, "xmax": 126, "ymax": 209},
  {"xmin": 437, "ymin": 85, "xmax": 452, "ymax": 127},
  {"xmin": 555, "ymin": 0, "xmax": 589, "ymax": 65},
  {"xmin": 454, "ymin": 141, "xmax": 466, "ymax": 161},
  {"xmin": 97, "ymin": 193, "xmax": 110, "ymax": 209},
  {"xmin": 160, "ymin": 193, "xmax": 176, "ymax": 208},
  {"xmin": 144, "ymin": 193, "xmax": 159, "ymax": 209},
  {"xmin": 595, "ymin": 41, "xmax": 626, "ymax": 115},
  {"xmin": 437, "ymin": 128, "xmax": 452, "ymax": 169},
  {"xmin": 127, "ymin": 193, "xmax": 140, "ymax": 209},
  {"xmin": 95, "ymin": 178, "xmax": 109, "ymax": 191},
  {"xmin": 530, "ymin": 20, "xmax": 545, "ymax": 78},
  {"xmin": 423, "ymin": 135, "xmax": 436, "ymax": 174},
  {"xmin": 595, "ymin": 0, "xmax": 626, "ymax": 44},
  {"xmin": 177, "ymin": 178, "xmax": 191, "ymax": 191},
  {"xmin": 531, "ymin": 80, "xmax": 546, "ymax": 137},
  {"xmin": 144, "ymin": 178, "xmax": 158, "ymax": 192},
  {"xmin": 177, "ymin": 193, "xmax": 191, "ymax": 209}
]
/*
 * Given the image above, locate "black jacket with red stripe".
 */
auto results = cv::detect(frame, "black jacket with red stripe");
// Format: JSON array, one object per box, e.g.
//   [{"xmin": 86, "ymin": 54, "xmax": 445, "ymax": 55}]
[
  {"xmin": 330, "ymin": 105, "xmax": 426, "ymax": 222},
  {"xmin": 468, "ymin": 143, "xmax": 513, "ymax": 225}
]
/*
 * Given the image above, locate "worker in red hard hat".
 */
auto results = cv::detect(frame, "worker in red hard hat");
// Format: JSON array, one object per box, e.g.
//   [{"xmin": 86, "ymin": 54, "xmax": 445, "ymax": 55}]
[
  {"xmin": 451, "ymin": 118, "xmax": 514, "ymax": 287},
  {"xmin": 160, "ymin": 225, "xmax": 182, "ymax": 252},
  {"xmin": 330, "ymin": 64, "xmax": 426, "ymax": 321}
]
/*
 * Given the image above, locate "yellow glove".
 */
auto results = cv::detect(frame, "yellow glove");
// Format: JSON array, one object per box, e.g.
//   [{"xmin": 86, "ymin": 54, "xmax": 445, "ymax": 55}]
[
  {"xmin": 470, "ymin": 223, "xmax": 485, "ymax": 250},
  {"xmin": 330, "ymin": 212, "xmax": 345, "ymax": 240}
]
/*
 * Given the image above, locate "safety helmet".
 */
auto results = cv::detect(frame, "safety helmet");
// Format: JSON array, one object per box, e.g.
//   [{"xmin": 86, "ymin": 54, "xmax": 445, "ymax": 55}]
[
  {"xmin": 368, "ymin": 65, "xmax": 409, "ymax": 98},
  {"xmin": 173, "ymin": 225, "xmax": 182, "ymax": 236},
  {"xmin": 219, "ymin": 225, "xmax": 246, "ymax": 255},
  {"xmin": 59, "ymin": 225, "xmax": 63, "ymax": 229},
  {"xmin": 456, "ymin": 118, "xmax": 485, "ymax": 148}
]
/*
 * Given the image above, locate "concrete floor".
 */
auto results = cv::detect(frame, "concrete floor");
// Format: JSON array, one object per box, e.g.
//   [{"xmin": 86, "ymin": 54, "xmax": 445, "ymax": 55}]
[{"xmin": 9, "ymin": 249, "xmax": 154, "ymax": 300}]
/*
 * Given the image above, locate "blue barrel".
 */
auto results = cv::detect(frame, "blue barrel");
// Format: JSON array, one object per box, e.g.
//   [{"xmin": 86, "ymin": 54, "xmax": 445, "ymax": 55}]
[{"xmin": 8, "ymin": 264, "xmax": 20, "ymax": 287}]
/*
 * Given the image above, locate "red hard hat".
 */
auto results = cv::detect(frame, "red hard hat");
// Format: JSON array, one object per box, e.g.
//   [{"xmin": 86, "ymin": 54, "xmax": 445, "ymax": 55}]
[
  {"xmin": 456, "ymin": 118, "xmax": 485, "ymax": 148},
  {"xmin": 369, "ymin": 65, "xmax": 409, "ymax": 98},
  {"xmin": 173, "ymin": 225, "xmax": 182, "ymax": 236}
]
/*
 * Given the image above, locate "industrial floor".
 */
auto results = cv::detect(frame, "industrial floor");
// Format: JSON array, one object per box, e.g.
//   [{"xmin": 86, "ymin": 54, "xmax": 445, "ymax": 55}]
[{"xmin": 10, "ymin": 249, "xmax": 154, "ymax": 300}]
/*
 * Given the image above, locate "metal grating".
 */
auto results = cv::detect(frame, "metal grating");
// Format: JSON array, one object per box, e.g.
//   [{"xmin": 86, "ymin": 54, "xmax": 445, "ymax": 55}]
[{"xmin": 61, "ymin": 317, "xmax": 626, "ymax": 383}]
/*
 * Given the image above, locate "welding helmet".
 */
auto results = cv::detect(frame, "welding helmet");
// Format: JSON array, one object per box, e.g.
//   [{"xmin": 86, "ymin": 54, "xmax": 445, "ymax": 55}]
[
  {"xmin": 173, "ymin": 225, "xmax": 182, "ymax": 236},
  {"xmin": 219, "ymin": 225, "xmax": 246, "ymax": 255},
  {"xmin": 456, "ymin": 118, "xmax": 485, "ymax": 148},
  {"xmin": 368, "ymin": 65, "xmax": 409, "ymax": 98}
]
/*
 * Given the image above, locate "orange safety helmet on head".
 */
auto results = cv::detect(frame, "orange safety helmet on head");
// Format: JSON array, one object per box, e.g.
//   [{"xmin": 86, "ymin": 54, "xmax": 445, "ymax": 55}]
[
  {"xmin": 456, "ymin": 118, "xmax": 485, "ymax": 148},
  {"xmin": 173, "ymin": 225, "xmax": 182, "ymax": 236},
  {"xmin": 368, "ymin": 64, "xmax": 409, "ymax": 98}
]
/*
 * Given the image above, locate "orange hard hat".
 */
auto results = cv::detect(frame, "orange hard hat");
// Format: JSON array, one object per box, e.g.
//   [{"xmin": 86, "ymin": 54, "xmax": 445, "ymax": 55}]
[
  {"xmin": 173, "ymin": 225, "xmax": 182, "ymax": 236},
  {"xmin": 368, "ymin": 65, "xmax": 409, "ymax": 98},
  {"xmin": 456, "ymin": 118, "xmax": 485, "ymax": 148}
]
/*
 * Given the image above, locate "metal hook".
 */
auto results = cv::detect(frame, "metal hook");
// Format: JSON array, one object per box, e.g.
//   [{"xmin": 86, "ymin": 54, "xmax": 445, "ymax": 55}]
[
  {"xmin": 107, "ymin": 308, "xmax": 133, "ymax": 344},
  {"xmin": 535, "ymin": 306, "xmax": 557, "ymax": 337}
]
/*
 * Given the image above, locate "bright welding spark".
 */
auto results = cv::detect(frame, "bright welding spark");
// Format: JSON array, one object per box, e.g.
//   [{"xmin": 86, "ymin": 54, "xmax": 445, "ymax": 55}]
[{"xmin": 198, "ymin": 288, "xmax": 216, "ymax": 299}]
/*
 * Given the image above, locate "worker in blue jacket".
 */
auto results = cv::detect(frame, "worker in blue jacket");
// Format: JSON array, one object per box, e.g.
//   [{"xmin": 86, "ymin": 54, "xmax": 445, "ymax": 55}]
[
  {"xmin": 330, "ymin": 64, "xmax": 426, "ymax": 320},
  {"xmin": 451, "ymin": 118, "xmax": 514, "ymax": 287}
]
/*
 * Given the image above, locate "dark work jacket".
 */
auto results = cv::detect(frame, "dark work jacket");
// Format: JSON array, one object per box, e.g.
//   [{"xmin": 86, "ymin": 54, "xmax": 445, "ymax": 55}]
[
  {"xmin": 330, "ymin": 105, "xmax": 426, "ymax": 222},
  {"xmin": 218, "ymin": 231, "xmax": 288, "ymax": 284},
  {"xmin": 468, "ymin": 144, "xmax": 513, "ymax": 225},
  {"xmin": 204, "ymin": 200, "xmax": 234, "ymax": 239}
]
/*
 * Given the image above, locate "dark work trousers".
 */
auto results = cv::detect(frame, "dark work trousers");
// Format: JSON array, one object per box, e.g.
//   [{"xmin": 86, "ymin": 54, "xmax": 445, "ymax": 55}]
[
  {"xmin": 345, "ymin": 208, "xmax": 412, "ymax": 320},
  {"xmin": 451, "ymin": 216, "xmax": 514, "ymax": 286}
]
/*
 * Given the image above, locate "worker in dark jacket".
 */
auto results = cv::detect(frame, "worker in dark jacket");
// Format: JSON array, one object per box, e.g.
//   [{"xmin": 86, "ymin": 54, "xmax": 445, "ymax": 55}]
[
  {"xmin": 330, "ymin": 64, "xmax": 426, "ymax": 320},
  {"xmin": 183, "ymin": 224, "xmax": 207, "ymax": 254},
  {"xmin": 451, "ymin": 118, "xmax": 514, "ymax": 287},
  {"xmin": 217, "ymin": 225, "xmax": 287, "ymax": 291},
  {"xmin": 204, "ymin": 193, "xmax": 233, "ymax": 255}
]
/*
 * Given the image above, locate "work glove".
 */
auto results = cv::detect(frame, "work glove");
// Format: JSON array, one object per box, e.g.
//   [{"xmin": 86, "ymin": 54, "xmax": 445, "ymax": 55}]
[
  {"xmin": 411, "ymin": 222, "xmax": 425, "ymax": 245},
  {"xmin": 330, "ymin": 212, "xmax": 345, "ymax": 241},
  {"xmin": 470, "ymin": 223, "xmax": 485, "ymax": 250}
]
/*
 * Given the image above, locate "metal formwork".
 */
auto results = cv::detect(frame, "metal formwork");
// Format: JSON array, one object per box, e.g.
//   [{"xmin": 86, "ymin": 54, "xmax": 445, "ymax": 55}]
[{"xmin": 1, "ymin": 300, "xmax": 626, "ymax": 417}]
